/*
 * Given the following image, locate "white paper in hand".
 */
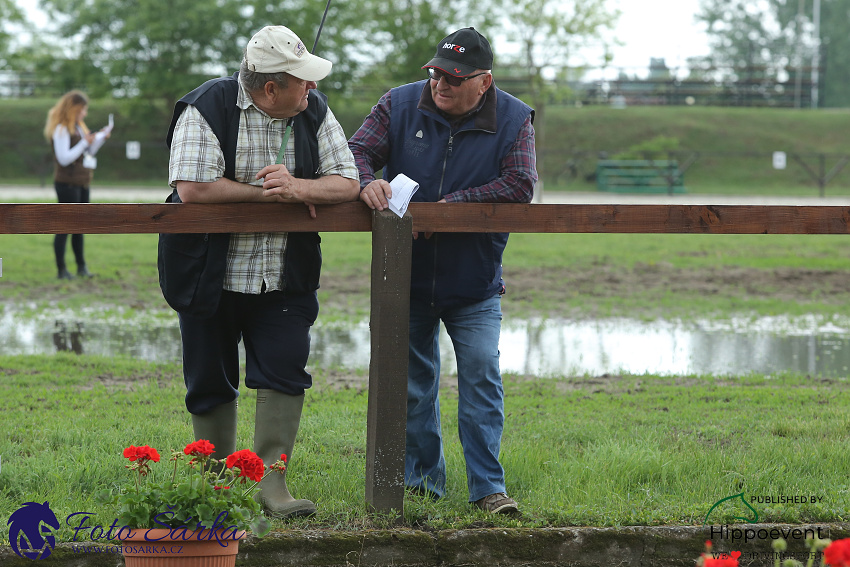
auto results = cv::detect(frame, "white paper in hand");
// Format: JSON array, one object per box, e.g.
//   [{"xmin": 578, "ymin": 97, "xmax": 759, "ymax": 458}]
[{"xmin": 387, "ymin": 174, "xmax": 420, "ymax": 218}]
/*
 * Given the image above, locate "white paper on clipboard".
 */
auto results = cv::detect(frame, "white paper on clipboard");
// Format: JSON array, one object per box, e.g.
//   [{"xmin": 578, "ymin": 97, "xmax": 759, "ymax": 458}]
[{"xmin": 387, "ymin": 173, "xmax": 420, "ymax": 218}]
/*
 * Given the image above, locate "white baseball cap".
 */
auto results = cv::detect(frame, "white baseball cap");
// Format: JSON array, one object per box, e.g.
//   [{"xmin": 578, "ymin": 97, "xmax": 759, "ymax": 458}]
[{"xmin": 244, "ymin": 25, "xmax": 332, "ymax": 81}]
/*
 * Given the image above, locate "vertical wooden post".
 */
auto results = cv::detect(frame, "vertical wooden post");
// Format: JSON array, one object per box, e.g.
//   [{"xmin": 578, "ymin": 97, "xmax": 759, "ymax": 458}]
[{"xmin": 365, "ymin": 209, "xmax": 412, "ymax": 514}]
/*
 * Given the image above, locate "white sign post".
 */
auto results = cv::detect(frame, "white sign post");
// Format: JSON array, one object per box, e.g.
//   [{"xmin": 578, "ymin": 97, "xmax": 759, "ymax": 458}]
[{"xmin": 126, "ymin": 141, "xmax": 141, "ymax": 160}]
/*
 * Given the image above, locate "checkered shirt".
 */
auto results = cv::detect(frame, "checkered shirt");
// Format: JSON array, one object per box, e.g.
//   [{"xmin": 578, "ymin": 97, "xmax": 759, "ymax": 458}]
[{"xmin": 168, "ymin": 79, "xmax": 358, "ymax": 294}]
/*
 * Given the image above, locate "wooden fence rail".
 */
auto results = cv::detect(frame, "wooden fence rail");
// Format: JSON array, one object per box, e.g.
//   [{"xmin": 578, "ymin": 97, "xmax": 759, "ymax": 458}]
[
  {"xmin": 4, "ymin": 203, "xmax": 850, "ymax": 235},
  {"xmin": 3, "ymin": 201, "xmax": 850, "ymax": 515}
]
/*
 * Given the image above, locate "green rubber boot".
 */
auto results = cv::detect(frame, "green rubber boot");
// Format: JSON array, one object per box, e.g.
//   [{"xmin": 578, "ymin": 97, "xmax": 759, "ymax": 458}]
[
  {"xmin": 190, "ymin": 400, "xmax": 237, "ymax": 474},
  {"xmin": 253, "ymin": 389, "xmax": 316, "ymax": 518}
]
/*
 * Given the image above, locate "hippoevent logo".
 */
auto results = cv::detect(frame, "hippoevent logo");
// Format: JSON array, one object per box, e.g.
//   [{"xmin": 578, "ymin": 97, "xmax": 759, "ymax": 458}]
[
  {"xmin": 704, "ymin": 491, "xmax": 827, "ymax": 526},
  {"xmin": 7, "ymin": 501, "xmax": 240, "ymax": 561},
  {"xmin": 709, "ymin": 525, "xmax": 828, "ymax": 544},
  {"xmin": 704, "ymin": 492, "xmax": 759, "ymax": 525},
  {"xmin": 704, "ymin": 491, "xmax": 829, "ymax": 547}
]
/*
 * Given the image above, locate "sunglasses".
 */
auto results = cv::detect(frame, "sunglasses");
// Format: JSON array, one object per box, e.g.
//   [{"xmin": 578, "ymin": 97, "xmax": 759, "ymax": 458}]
[{"xmin": 427, "ymin": 68, "xmax": 489, "ymax": 87}]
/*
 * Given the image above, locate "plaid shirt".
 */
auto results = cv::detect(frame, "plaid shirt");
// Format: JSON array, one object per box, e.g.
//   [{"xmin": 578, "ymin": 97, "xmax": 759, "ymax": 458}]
[
  {"xmin": 348, "ymin": 82, "xmax": 537, "ymax": 203},
  {"xmin": 169, "ymin": 79, "xmax": 358, "ymax": 294}
]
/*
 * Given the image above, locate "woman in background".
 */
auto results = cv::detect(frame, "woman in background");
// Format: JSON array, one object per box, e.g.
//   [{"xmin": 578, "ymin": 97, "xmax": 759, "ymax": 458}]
[{"xmin": 43, "ymin": 90, "xmax": 111, "ymax": 279}]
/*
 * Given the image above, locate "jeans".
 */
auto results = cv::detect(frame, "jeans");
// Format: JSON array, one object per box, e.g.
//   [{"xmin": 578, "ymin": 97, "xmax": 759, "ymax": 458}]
[{"xmin": 406, "ymin": 295, "xmax": 506, "ymax": 502}]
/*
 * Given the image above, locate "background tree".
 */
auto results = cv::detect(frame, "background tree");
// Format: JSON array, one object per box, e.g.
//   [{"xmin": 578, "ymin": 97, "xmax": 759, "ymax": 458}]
[
  {"xmin": 240, "ymin": 0, "xmax": 370, "ymax": 96},
  {"xmin": 34, "ymin": 0, "xmax": 366, "ymax": 112},
  {"xmin": 694, "ymin": 0, "xmax": 850, "ymax": 107},
  {"xmin": 771, "ymin": 0, "xmax": 850, "ymax": 108},
  {"xmin": 691, "ymin": 1, "xmax": 797, "ymax": 105},
  {"xmin": 495, "ymin": 0, "xmax": 619, "ymax": 188},
  {"xmin": 0, "ymin": 0, "xmax": 25, "ymax": 70},
  {"xmin": 39, "ymin": 0, "xmax": 249, "ymax": 110},
  {"xmin": 351, "ymin": 0, "xmax": 500, "ymax": 97}
]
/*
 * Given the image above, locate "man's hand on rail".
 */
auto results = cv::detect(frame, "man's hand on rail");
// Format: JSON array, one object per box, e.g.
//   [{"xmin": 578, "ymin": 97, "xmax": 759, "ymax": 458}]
[
  {"xmin": 258, "ymin": 164, "xmax": 302, "ymax": 202},
  {"xmin": 359, "ymin": 179, "xmax": 392, "ymax": 211}
]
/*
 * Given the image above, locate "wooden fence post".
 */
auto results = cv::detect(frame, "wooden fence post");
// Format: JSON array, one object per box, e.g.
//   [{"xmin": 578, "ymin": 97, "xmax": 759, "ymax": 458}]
[{"xmin": 365, "ymin": 209, "xmax": 412, "ymax": 514}]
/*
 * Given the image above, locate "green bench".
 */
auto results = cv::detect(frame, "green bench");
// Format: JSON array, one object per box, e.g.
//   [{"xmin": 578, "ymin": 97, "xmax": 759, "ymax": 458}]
[{"xmin": 596, "ymin": 160, "xmax": 686, "ymax": 194}]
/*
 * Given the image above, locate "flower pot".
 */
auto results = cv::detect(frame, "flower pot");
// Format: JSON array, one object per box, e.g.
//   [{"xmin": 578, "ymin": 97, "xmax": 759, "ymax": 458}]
[{"xmin": 120, "ymin": 528, "xmax": 246, "ymax": 567}]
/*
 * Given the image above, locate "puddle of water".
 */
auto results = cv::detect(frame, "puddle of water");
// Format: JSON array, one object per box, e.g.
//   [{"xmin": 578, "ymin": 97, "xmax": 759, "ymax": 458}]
[
  {"xmin": 2, "ymin": 307, "xmax": 850, "ymax": 378},
  {"xmin": 497, "ymin": 317, "xmax": 850, "ymax": 377},
  {"xmin": 0, "ymin": 307, "xmax": 184, "ymax": 361}
]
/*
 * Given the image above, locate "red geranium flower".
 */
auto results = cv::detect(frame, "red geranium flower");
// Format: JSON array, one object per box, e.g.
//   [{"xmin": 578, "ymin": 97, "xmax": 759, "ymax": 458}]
[
  {"xmin": 265, "ymin": 453, "xmax": 288, "ymax": 473},
  {"xmin": 123, "ymin": 445, "xmax": 161, "ymax": 463},
  {"xmin": 184, "ymin": 440, "xmax": 215, "ymax": 458},
  {"xmin": 825, "ymin": 538, "xmax": 850, "ymax": 567},
  {"xmin": 226, "ymin": 449, "xmax": 265, "ymax": 482}
]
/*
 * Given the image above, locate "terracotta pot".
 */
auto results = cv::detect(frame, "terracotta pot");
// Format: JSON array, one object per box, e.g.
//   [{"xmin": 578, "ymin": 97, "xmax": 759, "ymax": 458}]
[{"xmin": 120, "ymin": 528, "xmax": 246, "ymax": 567}]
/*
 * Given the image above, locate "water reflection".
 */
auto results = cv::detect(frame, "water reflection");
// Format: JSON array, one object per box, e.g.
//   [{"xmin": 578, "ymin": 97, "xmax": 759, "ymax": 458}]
[
  {"xmin": 499, "ymin": 318, "xmax": 850, "ymax": 377},
  {"xmin": 2, "ymin": 308, "xmax": 850, "ymax": 378},
  {"xmin": 52, "ymin": 321, "xmax": 84, "ymax": 354}
]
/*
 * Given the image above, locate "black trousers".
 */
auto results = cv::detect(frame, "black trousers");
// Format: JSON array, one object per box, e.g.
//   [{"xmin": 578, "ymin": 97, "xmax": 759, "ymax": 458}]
[
  {"xmin": 53, "ymin": 183, "xmax": 90, "ymax": 270},
  {"xmin": 178, "ymin": 290, "xmax": 319, "ymax": 415}
]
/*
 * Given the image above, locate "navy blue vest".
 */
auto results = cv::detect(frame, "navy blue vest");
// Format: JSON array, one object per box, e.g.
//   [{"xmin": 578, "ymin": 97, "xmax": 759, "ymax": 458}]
[{"xmin": 386, "ymin": 80, "xmax": 533, "ymax": 309}]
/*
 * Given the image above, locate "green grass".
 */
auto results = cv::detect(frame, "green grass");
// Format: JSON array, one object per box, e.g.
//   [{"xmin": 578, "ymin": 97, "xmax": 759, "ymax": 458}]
[
  {"xmin": 501, "ymin": 232, "xmax": 850, "ymax": 320},
  {"xmin": 504, "ymin": 233, "xmax": 850, "ymax": 271},
  {"xmin": 0, "ymin": 233, "xmax": 161, "ymax": 313},
  {"xmin": 3, "ymin": 230, "xmax": 850, "ymax": 322},
  {"xmin": 542, "ymin": 105, "xmax": 850, "ymax": 190},
  {"xmin": 3, "ymin": 201, "xmax": 850, "ymax": 541},
  {"xmin": 1, "ymin": 354, "xmax": 848, "ymax": 542},
  {"xmin": 545, "ymin": 181, "xmax": 850, "ymax": 197},
  {"xmin": 6, "ymin": 97, "xmax": 850, "ymax": 190}
]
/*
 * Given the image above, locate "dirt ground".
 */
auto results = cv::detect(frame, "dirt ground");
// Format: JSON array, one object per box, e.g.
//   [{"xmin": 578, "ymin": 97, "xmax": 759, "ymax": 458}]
[
  {"xmin": 11, "ymin": 259, "xmax": 850, "ymax": 389},
  {"xmin": 318, "ymin": 263, "xmax": 850, "ymax": 320}
]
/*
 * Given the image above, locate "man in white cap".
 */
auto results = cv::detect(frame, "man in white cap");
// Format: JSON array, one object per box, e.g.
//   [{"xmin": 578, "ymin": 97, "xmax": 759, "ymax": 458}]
[{"xmin": 165, "ymin": 25, "xmax": 359, "ymax": 519}]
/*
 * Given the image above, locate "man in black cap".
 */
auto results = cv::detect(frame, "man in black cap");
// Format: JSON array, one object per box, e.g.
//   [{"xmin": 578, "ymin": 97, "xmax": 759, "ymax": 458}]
[{"xmin": 348, "ymin": 27, "xmax": 537, "ymax": 514}]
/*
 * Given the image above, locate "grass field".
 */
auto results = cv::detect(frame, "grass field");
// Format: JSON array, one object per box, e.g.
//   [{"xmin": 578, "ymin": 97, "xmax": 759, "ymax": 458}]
[
  {"xmin": 541, "ymin": 105, "xmax": 850, "ymax": 193},
  {"xmin": 1, "ymin": 354, "xmax": 849, "ymax": 543},
  {"xmin": 3, "ymin": 209, "xmax": 850, "ymax": 540},
  {"xmin": 3, "ymin": 230, "xmax": 850, "ymax": 322},
  {"xmin": 5, "ymin": 97, "xmax": 850, "ymax": 192}
]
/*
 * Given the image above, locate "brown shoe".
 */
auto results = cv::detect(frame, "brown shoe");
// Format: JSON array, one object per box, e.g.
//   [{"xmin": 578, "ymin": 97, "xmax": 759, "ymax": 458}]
[{"xmin": 474, "ymin": 492, "xmax": 519, "ymax": 515}]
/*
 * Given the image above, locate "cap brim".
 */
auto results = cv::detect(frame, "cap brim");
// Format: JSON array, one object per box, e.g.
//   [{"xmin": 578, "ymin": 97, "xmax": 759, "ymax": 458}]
[
  {"xmin": 288, "ymin": 54, "xmax": 333, "ymax": 82},
  {"xmin": 422, "ymin": 57, "xmax": 477, "ymax": 77}
]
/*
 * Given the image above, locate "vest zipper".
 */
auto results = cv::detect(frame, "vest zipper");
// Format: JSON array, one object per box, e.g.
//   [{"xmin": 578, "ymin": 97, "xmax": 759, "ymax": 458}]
[
  {"xmin": 436, "ymin": 135, "xmax": 453, "ymax": 198},
  {"xmin": 431, "ymin": 135, "xmax": 453, "ymax": 307}
]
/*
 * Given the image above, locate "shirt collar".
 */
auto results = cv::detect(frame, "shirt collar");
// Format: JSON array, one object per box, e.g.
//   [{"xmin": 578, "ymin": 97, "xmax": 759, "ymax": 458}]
[
  {"xmin": 237, "ymin": 74, "xmax": 255, "ymax": 111},
  {"xmin": 417, "ymin": 80, "xmax": 498, "ymax": 132},
  {"xmin": 236, "ymin": 73, "xmax": 279, "ymax": 119}
]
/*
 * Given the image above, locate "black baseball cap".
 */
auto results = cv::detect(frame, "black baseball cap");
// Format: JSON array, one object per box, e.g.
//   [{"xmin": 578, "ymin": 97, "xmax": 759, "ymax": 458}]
[{"xmin": 422, "ymin": 27, "xmax": 493, "ymax": 77}]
